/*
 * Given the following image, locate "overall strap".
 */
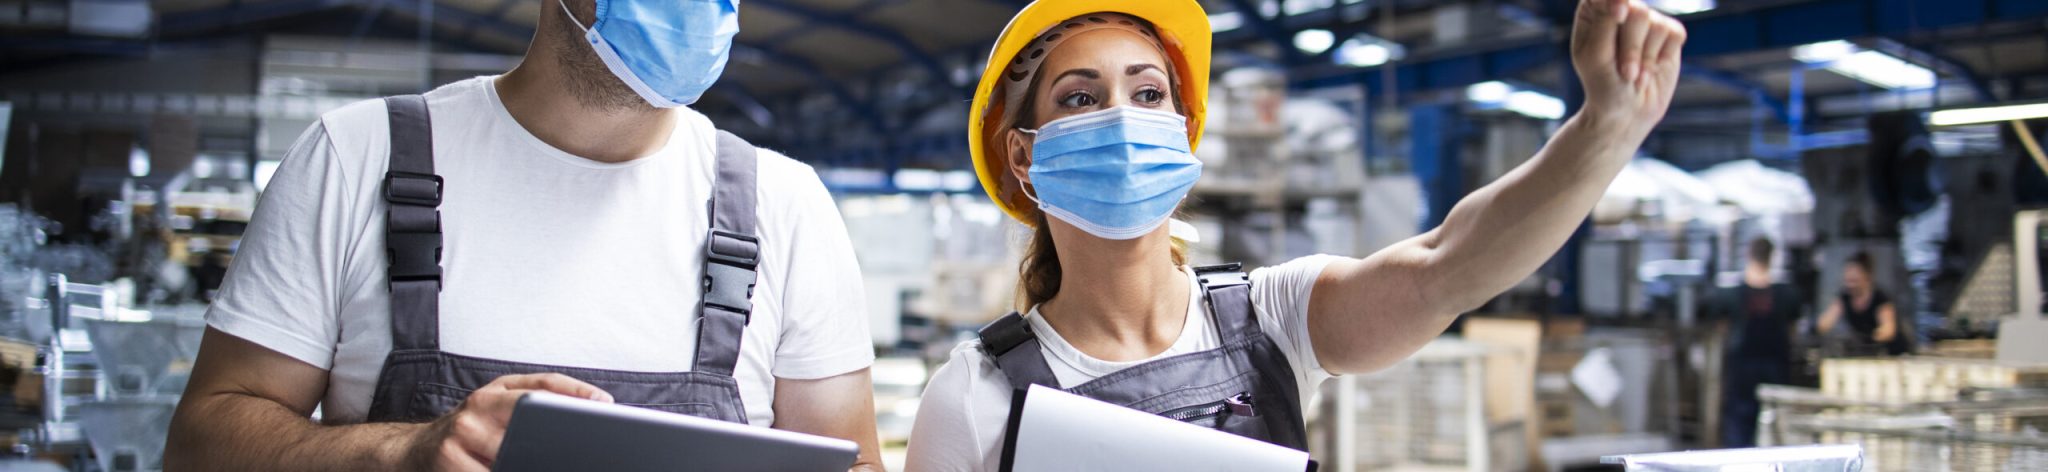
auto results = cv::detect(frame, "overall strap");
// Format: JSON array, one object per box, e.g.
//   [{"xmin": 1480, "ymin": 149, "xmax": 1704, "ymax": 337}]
[
  {"xmin": 978, "ymin": 313, "xmax": 1062, "ymax": 389},
  {"xmin": 694, "ymin": 130, "xmax": 761, "ymax": 377},
  {"xmin": 383, "ymin": 95, "xmax": 445, "ymax": 351},
  {"xmin": 1194, "ymin": 263, "xmax": 1260, "ymax": 342}
]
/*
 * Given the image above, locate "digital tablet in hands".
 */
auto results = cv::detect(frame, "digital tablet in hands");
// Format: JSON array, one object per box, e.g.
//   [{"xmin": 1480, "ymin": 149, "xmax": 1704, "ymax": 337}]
[{"xmin": 494, "ymin": 392, "xmax": 859, "ymax": 472}]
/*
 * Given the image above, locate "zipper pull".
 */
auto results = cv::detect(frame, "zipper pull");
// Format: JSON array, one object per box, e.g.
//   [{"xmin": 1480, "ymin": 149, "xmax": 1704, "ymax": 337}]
[{"xmin": 1225, "ymin": 392, "xmax": 1257, "ymax": 417}]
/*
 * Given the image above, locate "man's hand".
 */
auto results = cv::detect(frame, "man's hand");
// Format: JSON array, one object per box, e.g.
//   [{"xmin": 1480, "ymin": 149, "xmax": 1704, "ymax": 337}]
[
  {"xmin": 1572, "ymin": 0, "xmax": 1686, "ymax": 137},
  {"xmin": 406, "ymin": 374, "xmax": 614, "ymax": 471}
]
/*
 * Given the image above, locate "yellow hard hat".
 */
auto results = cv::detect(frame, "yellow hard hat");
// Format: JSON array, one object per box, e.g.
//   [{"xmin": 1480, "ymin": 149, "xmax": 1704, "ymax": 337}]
[{"xmin": 968, "ymin": 0, "xmax": 1211, "ymax": 224}]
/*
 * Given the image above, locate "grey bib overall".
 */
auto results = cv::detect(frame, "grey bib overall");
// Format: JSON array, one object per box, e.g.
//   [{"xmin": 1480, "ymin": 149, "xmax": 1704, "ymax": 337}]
[
  {"xmin": 363, "ymin": 95, "xmax": 761, "ymax": 424},
  {"xmin": 978, "ymin": 264, "xmax": 1310, "ymax": 454}
]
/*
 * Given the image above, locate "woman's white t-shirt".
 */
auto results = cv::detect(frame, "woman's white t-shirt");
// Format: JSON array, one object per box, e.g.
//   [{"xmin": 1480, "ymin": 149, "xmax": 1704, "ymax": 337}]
[{"xmin": 905, "ymin": 255, "xmax": 1341, "ymax": 471}]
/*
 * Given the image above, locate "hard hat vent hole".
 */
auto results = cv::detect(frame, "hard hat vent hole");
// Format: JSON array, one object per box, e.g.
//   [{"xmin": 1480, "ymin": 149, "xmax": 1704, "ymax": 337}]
[
  {"xmin": 1009, "ymin": 70, "xmax": 1028, "ymax": 81},
  {"xmin": 1118, "ymin": 19, "xmax": 1135, "ymax": 26},
  {"xmin": 1030, "ymin": 48, "xmax": 1045, "ymax": 59},
  {"xmin": 1045, "ymin": 33, "xmax": 1062, "ymax": 42},
  {"xmin": 1065, "ymin": 23, "xmax": 1082, "ymax": 29},
  {"xmin": 1087, "ymin": 16, "xmax": 1105, "ymax": 23}
]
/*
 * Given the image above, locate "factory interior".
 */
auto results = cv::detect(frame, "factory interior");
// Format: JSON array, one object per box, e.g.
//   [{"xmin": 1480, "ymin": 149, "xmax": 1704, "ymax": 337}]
[{"xmin": 5, "ymin": 0, "xmax": 2048, "ymax": 470}]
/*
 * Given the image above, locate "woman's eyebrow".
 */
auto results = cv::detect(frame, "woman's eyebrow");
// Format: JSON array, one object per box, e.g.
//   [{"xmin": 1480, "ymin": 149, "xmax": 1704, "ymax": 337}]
[
  {"xmin": 1126, "ymin": 64, "xmax": 1163, "ymax": 76},
  {"xmin": 1052, "ymin": 68, "xmax": 1101, "ymax": 84}
]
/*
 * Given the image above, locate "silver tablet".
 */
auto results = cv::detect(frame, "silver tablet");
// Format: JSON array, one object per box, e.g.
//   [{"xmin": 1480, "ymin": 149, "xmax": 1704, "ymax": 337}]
[{"xmin": 494, "ymin": 392, "xmax": 859, "ymax": 472}]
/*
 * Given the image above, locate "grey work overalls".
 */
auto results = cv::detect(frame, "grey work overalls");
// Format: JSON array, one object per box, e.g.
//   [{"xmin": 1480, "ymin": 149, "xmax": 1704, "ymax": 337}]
[
  {"xmin": 979, "ymin": 263, "xmax": 1310, "ymax": 467},
  {"xmin": 362, "ymin": 95, "xmax": 761, "ymax": 424}
]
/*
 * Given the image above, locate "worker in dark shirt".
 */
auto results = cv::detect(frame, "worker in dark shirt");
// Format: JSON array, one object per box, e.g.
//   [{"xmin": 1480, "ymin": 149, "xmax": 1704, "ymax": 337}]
[
  {"xmin": 1717, "ymin": 237, "xmax": 1803, "ymax": 448},
  {"xmin": 1815, "ymin": 251, "xmax": 1908, "ymax": 356}
]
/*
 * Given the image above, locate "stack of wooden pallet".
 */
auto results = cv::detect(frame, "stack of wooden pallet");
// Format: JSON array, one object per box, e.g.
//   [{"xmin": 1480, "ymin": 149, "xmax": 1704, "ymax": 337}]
[
  {"xmin": 1819, "ymin": 356, "xmax": 2048, "ymax": 403},
  {"xmin": 1810, "ymin": 356, "xmax": 2048, "ymax": 471}
]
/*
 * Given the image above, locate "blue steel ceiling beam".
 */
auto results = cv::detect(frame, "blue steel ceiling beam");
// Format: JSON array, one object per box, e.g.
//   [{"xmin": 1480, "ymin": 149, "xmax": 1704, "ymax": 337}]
[
  {"xmin": 1869, "ymin": 37, "xmax": 1996, "ymax": 102},
  {"xmin": 1214, "ymin": 0, "xmax": 1436, "ymax": 46},
  {"xmin": 1681, "ymin": 63, "xmax": 1794, "ymax": 124},
  {"xmin": 1222, "ymin": 0, "xmax": 1302, "ymax": 65},
  {"xmin": 706, "ymin": 83, "xmax": 777, "ymax": 129},
  {"xmin": 745, "ymin": 0, "xmax": 957, "ymax": 91},
  {"xmin": 159, "ymin": 0, "xmax": 355, "ymax": 36},
  {"xmin": 461, "ymin": 0, "xmax": 527, "ymax": 42},
  {"xmin": 0, "ymin": 37, "xmax": 153, "ymax": 57},
  {"xmin": 729, "ymin": 43, "xmax": 888, "ymax": 133},
  {"xmin": 1290, "ymin": 0, "xmax": 2048, "ymax": 100},
  {"xmin": 1681, "ymin": 0, "xmax": 2048, "ymax": 57},
  {"xmin": 351, "ymin": 0, "xmax": 394, "ymax": 41},
  {"xmin": 1292, "ymin": 37, "xmax": 1560, "ymax": 99}
]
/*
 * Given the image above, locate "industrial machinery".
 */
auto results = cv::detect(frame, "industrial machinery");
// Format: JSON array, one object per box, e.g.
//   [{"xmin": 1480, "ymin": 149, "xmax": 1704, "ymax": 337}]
[{"xmin": 16, "ymin": 273, "xmax": 204, "ymax": 472}]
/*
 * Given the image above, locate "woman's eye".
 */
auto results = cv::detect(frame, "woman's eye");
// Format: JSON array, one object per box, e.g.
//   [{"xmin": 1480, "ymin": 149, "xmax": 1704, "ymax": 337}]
[
  {"xmin": 1059, "ymin": 91, "xmax": 1098, "ymax": 108},
  {"xmin": 1135, "ymin": 89, "xmax": 1165, "ymax": 105}
]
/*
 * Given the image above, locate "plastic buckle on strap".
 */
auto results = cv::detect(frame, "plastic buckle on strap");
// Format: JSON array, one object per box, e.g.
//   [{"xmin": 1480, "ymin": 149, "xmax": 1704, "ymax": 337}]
[
  {"xmin": 701, "ymin": 229, "xmax": 760, "ymax": 320},
  {"xmin": 1193, "ymin": 262, "xmax": 1244, "ymax": 275},
  {"xmin": 1197, "ymin": 270, "xmax": 1249, "ymax": 289},
  {"xmin": 977, "ymin": 314, "xmax": 1034, "ymax": 357},
  {"xmin": 386, "ymin": 231, "xmax": 443, "ymax": 289},
  {"xmin": 384, "ymin": 171, "xmax": 444, "ymax": 207}
]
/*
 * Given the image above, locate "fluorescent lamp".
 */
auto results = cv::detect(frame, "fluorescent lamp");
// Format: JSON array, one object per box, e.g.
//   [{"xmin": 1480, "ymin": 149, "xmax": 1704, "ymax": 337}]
[
  {"xmin": 1209, "ymin": 12, "xmax": 1242, "ymax": 33},
  {"xmin": 1506, "ymin": 91, "xmax": 1567, "ymax": 120},
  {"xmin": 1336, "ymin": 42, "xmax": 1390, "ymax": 67},
  {"xmin": 1466, "ymin": 81, "xmax": 1512, "ymax": 103},
  {"xmin": 1829, "ymin": 51, "xmax": 1936, "ymax": 89},
  {"xmin": 1929, "ymin": 102, "xmax": 2048, "ymax": 127},
  {"xmin": 1792, "ymin": 40, "xmax": 1856, "ymax": 63},
  {"xmin": 894, "ymin": 169, "xmax": 943, "ymax": 191},
  {"xmin": 1283, "ymin": 0, "xmax": 1335, "ymax": 16},
  {"xmin": 1791, "ymin": 40, "xmax": 1936, "ymax": 90},
  {"xmin": 1293, "ymin": 29, "xmax": 1336, "ymax": 55},
  {"xmin": 1333, "ymin": 35, "xmax": 1404, "ymax": 67},
  {"xmin": 891, "ymin": 169, "xmax": 977, "ymax": 192},
  {"xmin": 1647, "ymin": 0, "xmax": 1715, "ymax": 15}
]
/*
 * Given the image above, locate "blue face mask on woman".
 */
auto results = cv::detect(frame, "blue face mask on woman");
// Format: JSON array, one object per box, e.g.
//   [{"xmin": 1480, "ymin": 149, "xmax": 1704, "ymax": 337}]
[
  {"xmin": 557, "ymin": 0, "xmax": 738, "ymax": 108},
  {"xmin": 1022, "ymin": 106, "xmax": 1203, "ymax": 240}
]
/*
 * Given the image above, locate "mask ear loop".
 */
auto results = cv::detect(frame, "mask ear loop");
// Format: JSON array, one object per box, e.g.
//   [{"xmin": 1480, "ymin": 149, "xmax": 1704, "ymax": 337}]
[
  {"xmin": 556, "ymin": 0, "xmax": 594, "ymax": 34},
  {"xmin": 1013, "ymin": 125, "xmax": 1044, "ymax": 208}
]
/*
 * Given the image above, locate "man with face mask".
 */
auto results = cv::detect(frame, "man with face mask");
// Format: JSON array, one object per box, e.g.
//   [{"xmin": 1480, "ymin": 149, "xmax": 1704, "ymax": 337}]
[{"xmin": 163, "ymin": 0, "xmax": 885, "ymax": 470}]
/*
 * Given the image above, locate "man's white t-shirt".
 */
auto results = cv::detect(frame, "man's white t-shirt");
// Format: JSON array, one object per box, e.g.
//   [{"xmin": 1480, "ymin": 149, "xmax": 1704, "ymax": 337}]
[
  {"xmin": 206, "ymin": 76, "xmax": 874, "ymax": 426},
  {"xmin": 904, "ymin": 256, "xmax": 1340, "ymax": 471}
]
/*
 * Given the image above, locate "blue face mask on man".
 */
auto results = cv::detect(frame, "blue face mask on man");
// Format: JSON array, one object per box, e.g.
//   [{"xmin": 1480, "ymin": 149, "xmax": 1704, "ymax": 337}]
[
  {"xmin": 557, "ymin": 0, "xmax": 738, "ymax": 108},
  {"xmin": 1021, "ymin": 106, "xmax": 1203, "ymax": 240}
]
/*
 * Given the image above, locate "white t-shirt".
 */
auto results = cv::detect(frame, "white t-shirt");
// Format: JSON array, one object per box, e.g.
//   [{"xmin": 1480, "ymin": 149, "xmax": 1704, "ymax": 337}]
[
  {"xmin": 205, "ymin": 76, "xmax": 874, "ymax": 426},
  {"xmin": 905, "ymin": 256, "xmax": 1339, "ymax": 472}
]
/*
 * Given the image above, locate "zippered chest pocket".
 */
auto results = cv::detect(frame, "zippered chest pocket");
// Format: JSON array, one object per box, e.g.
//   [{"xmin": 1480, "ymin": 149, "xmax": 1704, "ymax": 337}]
[{"xmin": 1160, "ymin": 391, "xmax": 1258, "ymax": 428}]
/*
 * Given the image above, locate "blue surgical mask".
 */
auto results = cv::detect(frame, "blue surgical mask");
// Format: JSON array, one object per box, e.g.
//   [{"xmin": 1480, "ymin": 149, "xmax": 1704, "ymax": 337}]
[
  {"xmin": 1021, "ymin": 106, "xmax": 1203, "ymax": 240},
  {"xmin": 557, "ymin": 0, "xmax": 738, "ymax": 107}
]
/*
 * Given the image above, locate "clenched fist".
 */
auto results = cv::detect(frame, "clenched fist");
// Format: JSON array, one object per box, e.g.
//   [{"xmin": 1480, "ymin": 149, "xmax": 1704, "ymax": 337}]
[{"xmin": 1572, "ymin": 0, "xmax": 1686, "ymax": 138}]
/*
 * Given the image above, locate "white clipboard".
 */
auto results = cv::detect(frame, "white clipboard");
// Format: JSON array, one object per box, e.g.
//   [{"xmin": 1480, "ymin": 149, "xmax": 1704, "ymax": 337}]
[{"xmin": 999, "ymin": 384, "xmax": 1316, "ymax": 472}]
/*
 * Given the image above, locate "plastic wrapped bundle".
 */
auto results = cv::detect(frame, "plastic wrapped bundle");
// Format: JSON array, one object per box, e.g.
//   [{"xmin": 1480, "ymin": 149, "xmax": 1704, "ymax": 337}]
[
  {"xmin": 82, "ymin": 317, "xmax": 205, "ymax": 395},
  {"xmin": 77, "ymin": 396, "xmax": 177, "ymax": 472}
]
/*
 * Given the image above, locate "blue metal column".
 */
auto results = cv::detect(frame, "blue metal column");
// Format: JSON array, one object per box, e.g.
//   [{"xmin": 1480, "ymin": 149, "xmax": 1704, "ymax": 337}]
[{"xmin": 1410, "ymin": 104, "xmax": 1462, "ymax": 232}]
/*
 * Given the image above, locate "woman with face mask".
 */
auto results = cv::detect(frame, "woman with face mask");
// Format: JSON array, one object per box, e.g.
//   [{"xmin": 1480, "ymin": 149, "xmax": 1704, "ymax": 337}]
[{"xmin": 906, "ymin": 0, "xmax": 1688, "ymax": 469}]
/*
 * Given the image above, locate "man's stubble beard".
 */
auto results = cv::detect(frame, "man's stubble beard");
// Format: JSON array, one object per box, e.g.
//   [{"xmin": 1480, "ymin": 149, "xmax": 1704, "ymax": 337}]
[{"xmin": 549, "ymin": 1, "xmax": 658, "ymax": 113}]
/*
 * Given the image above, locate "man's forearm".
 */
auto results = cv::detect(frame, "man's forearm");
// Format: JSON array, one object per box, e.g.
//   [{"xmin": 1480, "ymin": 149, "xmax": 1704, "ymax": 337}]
[
  {"xmin": 1422, "ymin": 112, "xmax": 1642, "ymax": 313},
  {"xmin": 167, "ymin": 392, "xmax": 421, "ymax": 471}
]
